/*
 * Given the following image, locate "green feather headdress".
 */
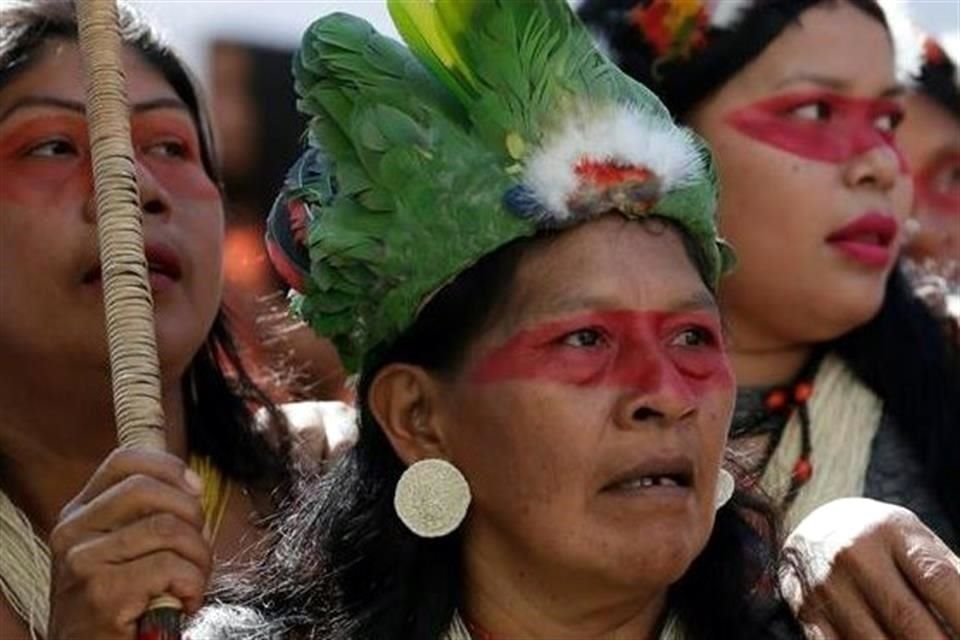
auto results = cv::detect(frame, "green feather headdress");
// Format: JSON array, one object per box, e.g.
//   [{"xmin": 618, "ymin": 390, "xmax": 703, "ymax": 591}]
[{"xmin": 267, "ymin": 0, "xmax": 735, "ymax": 373}]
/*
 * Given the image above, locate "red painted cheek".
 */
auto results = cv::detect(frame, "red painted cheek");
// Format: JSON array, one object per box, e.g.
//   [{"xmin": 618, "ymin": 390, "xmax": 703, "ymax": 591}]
[
  {"xmin": 142, "ymin": 159, "xmax": 220, "ymax": 202},
  {"xmin": 469, "ymin": 310, "xmax": 732, "ymax": 397},
  {"xmin": 133, "ymin": 116, "xmax": 220, "ymax": 202},
  {"xmin": 0, "ymin": 157, "xmax": 92, "ymax": 208},
  {"xmin": 0, "ymin": 119, "xmax": 91, "ymax": 203},
  {"xmin": 916, "ymin": 186, "xmax": 960, "ymax": 216}
]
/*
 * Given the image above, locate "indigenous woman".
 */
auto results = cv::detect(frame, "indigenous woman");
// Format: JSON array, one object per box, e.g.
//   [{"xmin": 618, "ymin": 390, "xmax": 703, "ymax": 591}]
[
  {"xmin": 897, "ymin": 32, "xmax": 960, "ymax": 265},
  {"xmin": 887, "ymin": 15, "xmax": 960, "ymax": 335},
  {"xmin": 191, "ymin": 1, "xmax": 800, "ymax": 638},
  {"xmin": 579, "ymin": 0, "xmax": 960, "ymax": 637},
  {"xmin": 0, "ymin": 1, "xmax": 294, "ymax": 637}
]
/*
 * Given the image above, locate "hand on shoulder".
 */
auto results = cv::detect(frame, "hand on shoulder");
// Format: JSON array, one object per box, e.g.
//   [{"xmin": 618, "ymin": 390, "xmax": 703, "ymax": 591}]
[{"xmin": 780, "ymin": 497, "xmax": 960, "ymax": 640}]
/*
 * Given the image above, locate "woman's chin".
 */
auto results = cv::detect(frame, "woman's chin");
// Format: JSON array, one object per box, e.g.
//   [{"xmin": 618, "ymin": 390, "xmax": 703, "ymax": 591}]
[
  {"xmin": 155, "ymin": 324, "xmax": 210, "ymax": 383},
  {"xmin": 588, "ymin": 525, "xmax": 708, "ymax": 589},
  {"xmin": 811, "ymin": 284, "xmax": 888, "ymax": 340}
]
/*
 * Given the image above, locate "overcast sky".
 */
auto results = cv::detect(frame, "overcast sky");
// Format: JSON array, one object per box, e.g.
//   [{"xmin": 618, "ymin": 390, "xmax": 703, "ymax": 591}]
[{"xmin": 133, "ymin": 0, "xmax": 959, "ymax": 86}]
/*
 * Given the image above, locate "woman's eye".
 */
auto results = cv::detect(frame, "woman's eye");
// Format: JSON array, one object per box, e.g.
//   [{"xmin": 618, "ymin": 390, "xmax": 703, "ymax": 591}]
[
  {"xmin": 874, "ymin": 110, "xmax": 903, "ymax": 133},
  {"xmin": 934, "ymin": 162, "xmax": 960, "ymax": 193},
  {"xmin": 669, "ymin": 327, "xmax": 715, "ymax": 348},
  {"xmin": 145, "ymin": 140, "xmax": 188, "ymax": 158},
  {"xmin": 790, "ymin": 101, "xmax": 831, "ymax": 122},
  {"xmin": 561, "ymin": 328, "xmax": 606, "ymax": 349},
  {"xmin": 26, "ymin": 138, "xmax": 77, "ymax": 158}
]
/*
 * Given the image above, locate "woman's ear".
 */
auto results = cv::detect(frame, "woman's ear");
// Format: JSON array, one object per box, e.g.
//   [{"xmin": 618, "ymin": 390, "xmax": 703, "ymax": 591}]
[{"xmin": 368, "ymin": 364, "xmax": 448, "ymax": 465}]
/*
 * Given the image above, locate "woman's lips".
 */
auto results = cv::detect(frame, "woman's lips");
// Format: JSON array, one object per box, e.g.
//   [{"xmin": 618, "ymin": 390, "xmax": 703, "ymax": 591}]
[
  {"xmin": 82, "ymin": 243, "xmax": 183, "ymax": 293},
  {"xmin": 600, "ymin": 455, "xmax": 695, "ymax": 499},
  {"xmin": 826, "ymin": 212, "xmax": 899, "ymax": 269}
]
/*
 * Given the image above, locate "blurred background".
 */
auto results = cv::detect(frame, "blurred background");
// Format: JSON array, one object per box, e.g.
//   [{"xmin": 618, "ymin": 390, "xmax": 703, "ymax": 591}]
[{"xmin": 133, "ymin": 0, "xmax": 958, "ymax": 400}]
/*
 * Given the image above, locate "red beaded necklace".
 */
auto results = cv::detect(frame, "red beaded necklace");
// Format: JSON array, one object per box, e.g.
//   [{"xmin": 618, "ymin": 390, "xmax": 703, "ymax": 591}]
[
  {"xmin": 732, "ymin": 353, "xmax": 823, "ymax": 509},
  {"xmin": 761, "ymin": 376, "xmax": 814, "ymax": 508}
]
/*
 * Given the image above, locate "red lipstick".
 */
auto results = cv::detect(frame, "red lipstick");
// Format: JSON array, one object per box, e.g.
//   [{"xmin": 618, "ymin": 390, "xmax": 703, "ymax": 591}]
[{"xmin": 826, "ymin": 212, "xmax": 899, "ymax": 268}]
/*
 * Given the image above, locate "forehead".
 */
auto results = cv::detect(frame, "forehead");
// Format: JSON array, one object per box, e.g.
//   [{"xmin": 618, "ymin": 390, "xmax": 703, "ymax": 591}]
[
  {"xmin": 733, "ymin": 2, "xmax": 895, "ymax": 96},
  {"xmin": 0, "ymin": 39, "xmax": 180, "ymax": 113},
  {"xmin": 499, "ymin": 217, "xmax": 709, "ymax": 331}
]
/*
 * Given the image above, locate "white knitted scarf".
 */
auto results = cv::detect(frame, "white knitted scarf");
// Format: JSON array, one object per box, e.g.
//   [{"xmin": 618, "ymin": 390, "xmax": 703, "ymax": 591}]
[{"xmin": 760, "ymin": 354, "xmax": 884, "ymax": 532}]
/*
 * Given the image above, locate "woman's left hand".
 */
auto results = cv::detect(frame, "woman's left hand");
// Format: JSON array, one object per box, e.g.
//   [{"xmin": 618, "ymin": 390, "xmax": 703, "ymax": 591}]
[{"xmin": 779, "ymin": 497, "xmax": 960, "ymax": 640}]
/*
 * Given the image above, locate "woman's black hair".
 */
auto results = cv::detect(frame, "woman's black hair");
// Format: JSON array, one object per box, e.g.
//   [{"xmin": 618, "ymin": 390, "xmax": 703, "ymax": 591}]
[
  {"xmin": 914, "ymin": 41, "xmax": 960, "ymax": 121},
  {"xmin": 0, "ymin": 0, "xmax": 291, "ymax": 493},
  {"xmin": 211, "ymin": 219, "xmax": 800, "ymax": 640},
  {"xmin": 580, "ymin": 0, "xmax": 960, "ymax": 535},
  {"xmin": 834, "ymin": 267, "xmax": 960, "ymax": 530},
  {"xmin": 577, "ymin": 0, "xmax": 887, "ymax": 118}
]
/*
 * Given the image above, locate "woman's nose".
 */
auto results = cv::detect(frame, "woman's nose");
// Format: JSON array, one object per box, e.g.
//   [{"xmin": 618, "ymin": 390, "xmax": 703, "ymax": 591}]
[
  {"xmin": 614, "ymin": 359, "xmax": 697, "ymax": 430},
  {"xmin": 843, "ymin": 142, "xmax": 903, "ymax": 193},
  {"xmin": 136, "ymin": 161, "xmax": 172, "ymax": 217},
  {"xmin": 81, "ymin": 156, "xmax": 171, "ymax": 223}
]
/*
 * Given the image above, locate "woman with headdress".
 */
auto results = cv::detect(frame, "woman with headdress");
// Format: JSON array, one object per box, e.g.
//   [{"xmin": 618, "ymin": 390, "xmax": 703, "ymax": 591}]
[
  {"xmin": 578, "ymin": 0, "xmax": 960, "ymax": 637},
  {"xmin": 190, "ymin": 1, "xmax": 801, "ymax": 638},
  {"xmin": 897, "ymin": 32, "xmax": 960, "ymax": 266},
  {"xmin": 886, "ymin": 10, "xmax": 960, "ymax": 336},
  {"xmin": 0, "ymin": 1, "xmax": 304, "ymax": 637}
]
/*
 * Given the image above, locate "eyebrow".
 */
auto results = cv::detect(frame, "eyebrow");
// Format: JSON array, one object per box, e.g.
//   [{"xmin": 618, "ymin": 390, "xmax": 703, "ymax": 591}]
[
  {"xmin": 532, "ymin": 289, "xmax": 718, "ymax": 320},
  {"xmin": 773, "ymin": 73, "xmax": 904, "ymax": 98},
  {"xmin": 0, "ymin": 95, "xmax": 191, "ymax": 125}
]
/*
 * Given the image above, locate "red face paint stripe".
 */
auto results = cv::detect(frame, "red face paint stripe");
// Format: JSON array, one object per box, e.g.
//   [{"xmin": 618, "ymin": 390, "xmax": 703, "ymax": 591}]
[
  {"xmin": 725, "ymin": 92, "xmax": 908, "ymax": 172},
  {"xmin": 469, "ymin": 309, "xmax": 733, "ymax": 397},
  {"xmin": 915, "ymin": 152, "xmax": 960, "ymax": 216}
]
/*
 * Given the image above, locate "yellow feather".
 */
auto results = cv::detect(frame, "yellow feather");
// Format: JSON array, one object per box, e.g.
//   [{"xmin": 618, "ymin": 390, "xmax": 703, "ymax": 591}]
[{"xmin": 389, "ymin": 1, "xmax": 472, "ymax": 81}]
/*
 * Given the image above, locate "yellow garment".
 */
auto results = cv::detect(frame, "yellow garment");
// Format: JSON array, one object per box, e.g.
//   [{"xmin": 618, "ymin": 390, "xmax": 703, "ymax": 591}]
[{"xmin": 190, "ymin": 454, "xmax": 232, "ymax": 544}]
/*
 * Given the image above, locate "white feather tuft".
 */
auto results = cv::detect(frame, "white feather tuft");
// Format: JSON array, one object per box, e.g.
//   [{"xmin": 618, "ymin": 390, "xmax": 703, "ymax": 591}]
[
  {"xmin": 523, "ymin": 102, "xmax": 705, "ymax": 224},
  {"xmin": 708, "ymin": 0, "xmax": 753, "ymax": 30}
]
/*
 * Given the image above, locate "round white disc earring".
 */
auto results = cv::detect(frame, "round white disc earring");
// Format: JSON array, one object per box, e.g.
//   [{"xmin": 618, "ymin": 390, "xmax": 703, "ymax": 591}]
[
  {"xmin": 715, "ymin": 468, "xmax": 735, "ymax": 509},
  {"xmin": 903, "ymin": 217, "xmax": 920, "ymax": 241},
  {"xmin": 394, "ymin": 458, "xmax": 471, "ymax": 538}
]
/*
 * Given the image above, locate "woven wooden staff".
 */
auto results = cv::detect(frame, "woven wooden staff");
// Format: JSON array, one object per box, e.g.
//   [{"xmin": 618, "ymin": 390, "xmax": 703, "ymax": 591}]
[{"xmin": 76, "ymin": 0, "xmax": 182, "ymax": 637}]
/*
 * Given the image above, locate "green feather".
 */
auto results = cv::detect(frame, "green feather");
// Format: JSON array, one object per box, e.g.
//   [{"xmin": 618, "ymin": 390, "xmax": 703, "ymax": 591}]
[
  {"xmin": 286, "ymin": 1, "xmax": 729, "ymax": 371},
  {"xmin": 387, "ymin": 1, "xmax": 478, "ymax": 103}
]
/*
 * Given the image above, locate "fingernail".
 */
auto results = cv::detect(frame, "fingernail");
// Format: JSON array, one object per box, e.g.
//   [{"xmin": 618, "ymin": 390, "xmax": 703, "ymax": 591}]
[{"xmin": 184, "ymin": 468, "xmax": 203, "ymax": 495}]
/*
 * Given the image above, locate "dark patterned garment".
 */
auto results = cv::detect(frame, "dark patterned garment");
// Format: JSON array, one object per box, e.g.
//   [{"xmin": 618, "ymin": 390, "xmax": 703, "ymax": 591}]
[{"xmin": 734, "ymin": 387, "xmax": 959, "ymax": 552}]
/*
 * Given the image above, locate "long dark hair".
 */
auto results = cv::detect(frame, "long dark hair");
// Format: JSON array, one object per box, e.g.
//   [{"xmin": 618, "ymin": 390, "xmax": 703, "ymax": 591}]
[
  {"xmin": 0, "ymin": 0, "xmax": 291, "ymax": 492},
  {"xmin": 834, "ymin": 268, "xmax": 960, "ymax": 529},
  {"xmin": 208, "ymin": 220, "xmax": 799, "ymax": 640},
  {"xmin": 913, "ymin": 38, "xmax": 960, "ymax": 121},
  {"xmin": 579, "ymin": 0, "xmax": 960, "ymax": 534}
]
